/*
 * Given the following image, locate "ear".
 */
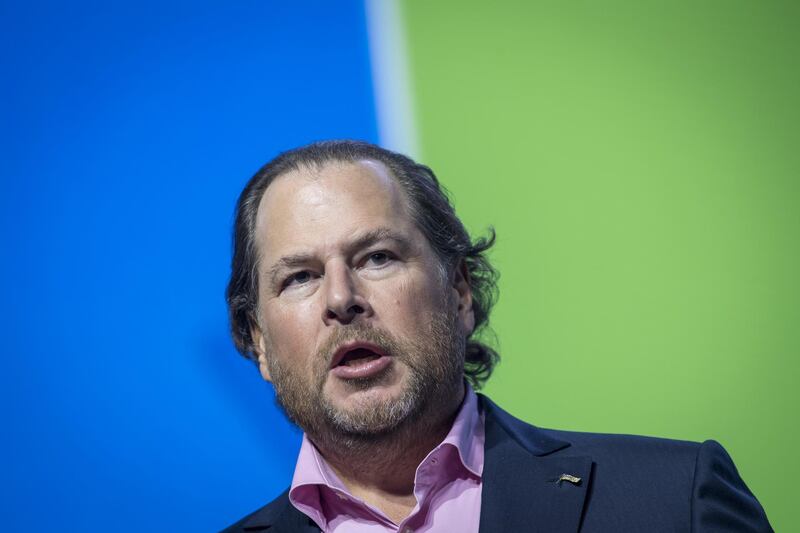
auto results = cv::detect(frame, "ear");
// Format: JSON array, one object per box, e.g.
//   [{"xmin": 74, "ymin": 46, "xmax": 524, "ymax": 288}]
[
  {"xmin": 250, "ymin": 325, "xmax": 272, "ymax": 383},
  {"xmin": 452, "ymin": 259, "xmax": 475, "ymax": 336}
]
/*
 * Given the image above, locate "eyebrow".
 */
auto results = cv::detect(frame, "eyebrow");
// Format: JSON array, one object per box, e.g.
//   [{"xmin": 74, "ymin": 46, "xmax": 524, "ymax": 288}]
[{"xmin": 265, "ymin": 227, "xmax": 414, "ymax": 288}]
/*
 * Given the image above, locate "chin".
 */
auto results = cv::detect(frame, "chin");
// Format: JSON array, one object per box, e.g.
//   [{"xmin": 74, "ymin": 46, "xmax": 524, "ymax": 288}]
[{"xmin": 322, "ymin": 382, "xmax": 421, "ymax": 437}]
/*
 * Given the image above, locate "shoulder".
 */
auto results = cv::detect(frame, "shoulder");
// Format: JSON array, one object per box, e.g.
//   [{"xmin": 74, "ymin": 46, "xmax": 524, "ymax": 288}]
[
  {"xmin": 481, "ymin": 392, "xmax": 701, "ymax": 460},
  {"xmin": 546, "ymin": 425, "xmax": 703, "ymax": 463},
  {"xmin": 481, "ymin": 395, "xmax": 772, "ymax": 531},
  {"xmin": 482, "ymin": 392, "xmax": 721, "ymax": 480}
]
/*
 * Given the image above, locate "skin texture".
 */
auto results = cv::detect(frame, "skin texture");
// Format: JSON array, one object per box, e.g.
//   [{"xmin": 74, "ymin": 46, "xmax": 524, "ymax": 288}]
[{"xmin": 249, "ymin": 160, "xmax": 475, "ymax": 522}]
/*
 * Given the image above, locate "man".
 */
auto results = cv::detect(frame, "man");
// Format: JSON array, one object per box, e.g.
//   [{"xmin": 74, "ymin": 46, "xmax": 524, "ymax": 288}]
[{"xmin": 223, "ymin": 141, "xmax": 771, "ymax": 532}]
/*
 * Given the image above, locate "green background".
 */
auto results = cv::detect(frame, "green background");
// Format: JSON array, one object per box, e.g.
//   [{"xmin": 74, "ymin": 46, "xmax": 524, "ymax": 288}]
[{"xmin": 403, "ymin": 1, "xmax": 798, "ymax": 529}]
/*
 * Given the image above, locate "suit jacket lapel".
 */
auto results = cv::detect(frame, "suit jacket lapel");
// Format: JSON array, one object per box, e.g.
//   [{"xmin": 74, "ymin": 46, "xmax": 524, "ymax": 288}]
[
  {"xmin": 478, "ymin": 396, "xmax": 593, "ymax": 533},
  {"xmin": 238, "ymin": 397, "xmax": 591, "ymax": 533}
]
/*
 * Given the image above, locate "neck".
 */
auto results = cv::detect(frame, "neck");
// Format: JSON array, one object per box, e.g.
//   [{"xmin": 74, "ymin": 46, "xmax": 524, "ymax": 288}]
[{"xmin": 308, "ymin": 382, "xmax": 466, "ymax": 519}]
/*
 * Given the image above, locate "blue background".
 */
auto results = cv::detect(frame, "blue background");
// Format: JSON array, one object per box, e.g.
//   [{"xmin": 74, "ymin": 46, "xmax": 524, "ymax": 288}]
[{"xmin": 1, "ymin": 2, "xmax": 378, "ymax": 530}]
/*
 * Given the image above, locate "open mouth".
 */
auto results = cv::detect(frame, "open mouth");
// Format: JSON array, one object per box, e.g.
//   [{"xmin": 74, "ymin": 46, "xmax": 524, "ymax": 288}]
[
  {"xmin": 336, "ymin": 347, "xmax": 382, "ymax": 367},
  {"xmin": 330, "ymin": 341, "xmax": 387, "ymax": 368},
  {"xmin": 329, "ymin": 342, "xmax": 392, "ymax": 379}
]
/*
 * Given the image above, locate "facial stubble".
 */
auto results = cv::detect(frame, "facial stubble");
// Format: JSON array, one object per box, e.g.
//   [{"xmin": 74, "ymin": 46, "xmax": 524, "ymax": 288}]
[{"xmin": 262, "ymin": 308, "xmax": 466, "ymax": 450}]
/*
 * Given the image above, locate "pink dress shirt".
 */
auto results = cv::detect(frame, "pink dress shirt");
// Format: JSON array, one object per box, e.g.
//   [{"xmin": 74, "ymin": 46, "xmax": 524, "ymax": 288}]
[{"xmin": 288, "ymin": 387, "xmax": 485, "ymax": 533}]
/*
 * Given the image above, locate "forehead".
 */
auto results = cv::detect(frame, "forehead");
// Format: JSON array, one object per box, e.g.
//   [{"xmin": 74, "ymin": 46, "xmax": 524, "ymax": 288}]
[{"xmin": 254, "ymin": 159, "xmax": 415, "ymax": 259}]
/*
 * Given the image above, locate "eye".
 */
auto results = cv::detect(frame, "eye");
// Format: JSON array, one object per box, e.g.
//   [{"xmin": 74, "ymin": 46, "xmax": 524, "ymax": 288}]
[
  {"xmin": 365, "ymin": 251, "xmax": 393, "ymax": 267},
  {"xmin": 283, "ymin": 270, "xmax": 313, "ymax": 288}
]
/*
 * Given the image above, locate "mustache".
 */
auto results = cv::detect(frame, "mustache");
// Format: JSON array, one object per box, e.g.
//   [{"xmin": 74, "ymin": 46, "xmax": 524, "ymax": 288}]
[{"xmin": 317, "ymin": 324, "xmax": 403, "ymax": 365}]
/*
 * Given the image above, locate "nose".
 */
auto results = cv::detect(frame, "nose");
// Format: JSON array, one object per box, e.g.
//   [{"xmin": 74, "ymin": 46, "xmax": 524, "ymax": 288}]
[{"xmin": 322, "ymin": 262, "xmax": 373, "ymax": 325}]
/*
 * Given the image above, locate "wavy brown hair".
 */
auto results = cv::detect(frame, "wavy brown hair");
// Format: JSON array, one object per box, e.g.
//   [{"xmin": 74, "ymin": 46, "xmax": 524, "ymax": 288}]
[{"xmin": 226, "ymin": 140, "xmax": 499, "ymax": 389}]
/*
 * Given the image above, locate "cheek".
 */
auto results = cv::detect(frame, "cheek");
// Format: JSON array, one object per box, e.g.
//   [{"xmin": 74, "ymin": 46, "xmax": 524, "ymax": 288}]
[
  {"xmin": 384, "ymin": 276, "xmax": 423, "ymax": 309},
  {"xmin": 262, "ymin": 299, "xmax": 320, "ymax": 354},
  {"xmin": 384, "ymin": 273, "xmax": 447, "ymax": 322}
]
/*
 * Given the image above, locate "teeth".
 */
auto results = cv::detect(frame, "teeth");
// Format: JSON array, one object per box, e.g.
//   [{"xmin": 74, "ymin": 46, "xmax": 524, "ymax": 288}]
[{"xmin": 342, "ymin": 353, "xmax": 380, "ymax": 366}]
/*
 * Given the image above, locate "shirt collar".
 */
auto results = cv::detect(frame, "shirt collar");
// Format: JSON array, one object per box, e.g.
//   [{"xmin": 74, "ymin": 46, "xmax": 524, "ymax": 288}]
[
  {"xmin": 433, "ymin": 383, "xmax": 484, "ymax": 477},
  {"xmin": 288, "ymin": 384, "xmax": 485, "ymax": 521},
  {"xmin": 291, "ymin": 429, "xmax": 347, "ymax": 492},
  {"xmin": 290, "ymin": 384, "xmax": 483, "ymax": 488}
]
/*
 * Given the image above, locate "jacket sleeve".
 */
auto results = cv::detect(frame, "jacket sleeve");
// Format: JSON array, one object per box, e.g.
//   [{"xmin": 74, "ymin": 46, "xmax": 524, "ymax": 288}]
[{"xmin": 690, "ymin": 439, "xmax": 772, "ymax": 532}]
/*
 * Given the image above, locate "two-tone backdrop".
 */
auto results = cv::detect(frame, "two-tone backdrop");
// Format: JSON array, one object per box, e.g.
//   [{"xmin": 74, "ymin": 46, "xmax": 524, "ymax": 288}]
[{"xmin": 2, "ymin": 1, "xmax": 796, "ymax": 531}]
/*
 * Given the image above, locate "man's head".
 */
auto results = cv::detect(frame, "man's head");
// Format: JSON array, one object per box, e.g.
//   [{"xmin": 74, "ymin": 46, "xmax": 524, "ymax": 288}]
[{"xmin": 226, "ymin": 141, "xmax": 498, "ymax": 441}]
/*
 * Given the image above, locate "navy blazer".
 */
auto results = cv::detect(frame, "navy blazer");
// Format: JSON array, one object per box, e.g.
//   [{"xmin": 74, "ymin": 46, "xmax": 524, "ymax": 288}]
[{"xmin": 222, "ymin": 395, "xmax": 772, "ymax": 532}]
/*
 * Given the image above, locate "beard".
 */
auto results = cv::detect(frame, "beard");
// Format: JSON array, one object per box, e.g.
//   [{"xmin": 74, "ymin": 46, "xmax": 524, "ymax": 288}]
[{"xmin": 262, "ymin": 308, "xmax": 465, "ymax": 446}]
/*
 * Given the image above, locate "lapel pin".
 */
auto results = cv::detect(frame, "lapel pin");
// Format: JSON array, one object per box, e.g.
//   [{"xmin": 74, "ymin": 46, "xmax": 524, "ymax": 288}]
[{"xmin": 556, "ymin": 473, "xmax": 582, "ymax": 485}]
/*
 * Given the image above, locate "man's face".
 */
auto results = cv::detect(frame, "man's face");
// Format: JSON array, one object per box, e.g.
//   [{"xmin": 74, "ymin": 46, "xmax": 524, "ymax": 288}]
[{"xmin": 251, "ymin": 160, "xmax": 474, "ymax": 440}]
